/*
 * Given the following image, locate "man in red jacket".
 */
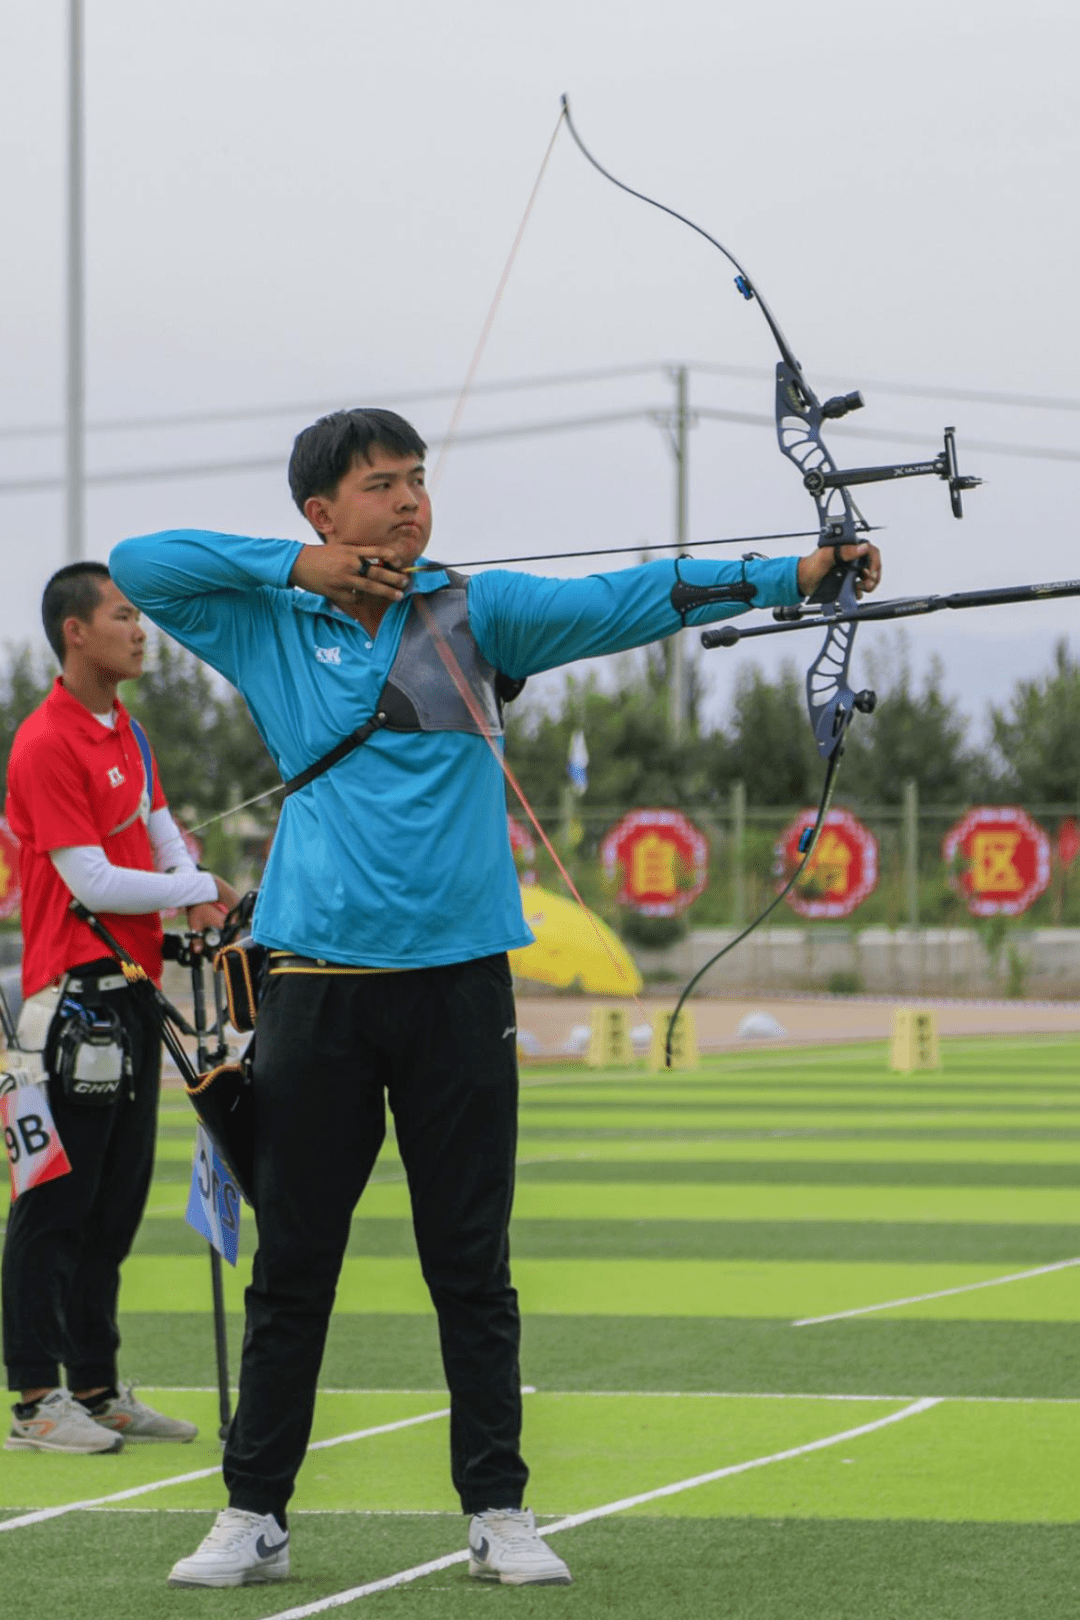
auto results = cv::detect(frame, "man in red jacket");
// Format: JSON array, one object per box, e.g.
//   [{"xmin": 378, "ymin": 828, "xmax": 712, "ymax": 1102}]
[{"xmin": 2, "ymin": 561, "xmax": 237, "ymax": 1453}]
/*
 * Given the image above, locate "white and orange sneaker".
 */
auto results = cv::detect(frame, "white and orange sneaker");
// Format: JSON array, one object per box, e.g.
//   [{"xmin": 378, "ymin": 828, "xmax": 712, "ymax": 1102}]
[
  {"xmin": 88, "ymin": 1383, "xmax": 197, "ymax": 1442},
  {"xmin": 5, "ymin": 1388, "xmax": 124, "ymax": 1453}
]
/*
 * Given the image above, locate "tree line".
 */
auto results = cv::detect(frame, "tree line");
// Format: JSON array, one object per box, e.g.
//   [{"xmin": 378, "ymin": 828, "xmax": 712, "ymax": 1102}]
[
  {"xmin": 3, "ymin": 628, "xmax": 1080, "ymax": 880},
  {"xmin": 501, "ymin": 636, "xmax": 1080, "ymax": 939},
  {"xmin": 503, "ymin": 636, "xmax": 1080, "ymax": 814}
]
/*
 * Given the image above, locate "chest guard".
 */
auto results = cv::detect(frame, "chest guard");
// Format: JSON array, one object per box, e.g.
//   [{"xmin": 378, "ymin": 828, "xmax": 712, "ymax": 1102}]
[
  {"xmin": 283, "ymin": 574, "xmax": 524, "ymax": 798},
  {"xmin": 378, "ymin": 575, "xmax": 503, "ymax": 737}
]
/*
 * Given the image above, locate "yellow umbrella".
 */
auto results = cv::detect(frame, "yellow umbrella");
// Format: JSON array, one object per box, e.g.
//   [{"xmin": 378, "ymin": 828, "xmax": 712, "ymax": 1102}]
[{"xmin": 509, "ymin": 884, "xmax": 643, "ymax": 996}]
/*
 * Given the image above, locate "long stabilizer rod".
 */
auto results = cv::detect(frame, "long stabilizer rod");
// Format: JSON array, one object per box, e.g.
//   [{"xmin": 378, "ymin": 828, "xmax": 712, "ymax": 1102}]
[{"xmin": 701, "ymin": 577, "xmax": 1080, "ymax": 649}]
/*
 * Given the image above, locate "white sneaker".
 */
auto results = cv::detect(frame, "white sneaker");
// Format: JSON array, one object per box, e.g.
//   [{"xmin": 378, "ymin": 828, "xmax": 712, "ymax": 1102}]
[
  {"xmin": 468, "ymin": 1507, "xmax": 572, "ymax": 1585},
  {"xmin": 5, "ymin": 1388, "xmax": 124, "ymax": 1454},
  {"xmin": 89, "ymin": 1383, "xmax": 197, "ymax": 1442},
  {"xmin": 167, "ymin": 1508, "xmax": 290, "ymax": 1588}
]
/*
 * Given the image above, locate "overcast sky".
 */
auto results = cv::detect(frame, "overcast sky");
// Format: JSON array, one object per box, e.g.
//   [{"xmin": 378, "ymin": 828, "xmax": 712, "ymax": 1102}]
[{"xmin": 1, "ymin": 0, "xmax": 1077, "ymax": 743}]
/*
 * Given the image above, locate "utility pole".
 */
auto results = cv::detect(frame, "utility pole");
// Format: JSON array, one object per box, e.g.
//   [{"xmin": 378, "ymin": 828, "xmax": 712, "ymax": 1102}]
[
  {"xmin": 902, "ymin": 777, "xmax": 919, "ymax": 929},
  {"xmin": 65, "ymin": 0, "xmax": 84, "ymax": 562},
  {"xmin": 730, "ymin": 779, "xmax": 746, "ymax": 926},
  {"xmin": 654, "ymin": 365, "xmax": 692, "ymax": 739}
]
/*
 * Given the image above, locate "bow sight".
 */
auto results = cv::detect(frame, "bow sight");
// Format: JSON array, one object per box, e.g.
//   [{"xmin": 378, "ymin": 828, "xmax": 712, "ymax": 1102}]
[{"xmin": 801, "ymin": 422, "xmax": 981, "ymax": 520}]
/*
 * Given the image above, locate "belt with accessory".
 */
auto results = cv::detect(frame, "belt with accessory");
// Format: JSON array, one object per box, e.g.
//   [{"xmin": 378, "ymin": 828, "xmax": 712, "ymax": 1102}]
[
  {"xmin": 268, "ymin": 952, "xmax": 415, "ymax": 976},
  {"xmin": 66, "ymin": 973, "xmax": 128, "ymax": 994}
]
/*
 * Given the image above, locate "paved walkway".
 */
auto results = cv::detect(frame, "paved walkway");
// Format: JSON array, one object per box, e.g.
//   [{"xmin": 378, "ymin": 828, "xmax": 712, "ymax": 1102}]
[
  {"xmin": 156, "ymin": 965, "xmax": 1080, "ymax": 1079},
  {"xmin": 514, "ymin": 991, "xmax": 1080, "ymax": 1055}
]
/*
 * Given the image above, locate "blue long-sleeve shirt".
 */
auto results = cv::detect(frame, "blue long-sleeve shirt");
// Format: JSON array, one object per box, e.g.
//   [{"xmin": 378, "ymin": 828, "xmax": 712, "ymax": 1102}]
[{"xmin": 110, "ymin": 530, "xmax": 801, "ymax": 966}]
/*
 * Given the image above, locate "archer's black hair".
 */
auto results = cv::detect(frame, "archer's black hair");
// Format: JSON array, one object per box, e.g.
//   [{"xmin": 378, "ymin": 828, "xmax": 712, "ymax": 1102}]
[
  {"xmin": 41, "ymin": 561, "xmax": 111, "ymax": 664},
  {"xmin": 287, "ymin": 408, "xmax": 428, "ymax": 516}
]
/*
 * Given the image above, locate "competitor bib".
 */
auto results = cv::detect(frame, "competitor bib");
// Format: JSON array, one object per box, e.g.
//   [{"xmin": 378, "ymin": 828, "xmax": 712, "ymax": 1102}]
[{"xmin": 0, "ymin": 1068, "xmax": 72, "ymax": 1198}]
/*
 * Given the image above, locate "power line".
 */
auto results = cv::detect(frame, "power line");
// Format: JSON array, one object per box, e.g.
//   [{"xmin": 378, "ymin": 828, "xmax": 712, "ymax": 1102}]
[
  {"xmin": 3, "ymin": 360, "xmax": 1079, "ymax": 441},
  {"xmin": 690, "ymin": 362, "xmax": 1080, "ymax": 414},
  {"xmin": 0, "ymin": 404, "xmax": 1076, "ymax": 498},
  {"xmin": 691, "ymin": 408, "xmax": 1080, "ymax": 463},
  {"xmin": 0, "ymin": 363, "xmax": 664, "ymax": 440}
]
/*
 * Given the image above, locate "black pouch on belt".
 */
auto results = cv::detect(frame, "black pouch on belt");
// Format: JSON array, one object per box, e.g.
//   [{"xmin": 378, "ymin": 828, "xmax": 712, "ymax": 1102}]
[
  {"xmin": 47, "ymin": 990, "xmax": 131, "ymax": 1107},
  {"xmin": 187, "ymin": 1038, "xmax": 256, "ymax": 1204},
  {"xmin": 213, "ymin": 937, "xmax": 266, "ymax": 1033}
]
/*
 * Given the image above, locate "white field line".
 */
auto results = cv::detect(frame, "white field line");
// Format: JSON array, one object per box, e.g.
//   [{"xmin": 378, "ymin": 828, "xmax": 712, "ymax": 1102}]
[
  {"xmin": 134, "ymin": 1384, "xmax": 1080, "ymax": 1404},
  {"xmin": 80, "ymin": 1506, "xmax": 463, "ymax": 1516},
  {"xmin": 794, "ymin": 1254, "xmax": 1080, "ymax": 1326},
  {"xmin": 0, "ymin": 1406, "xmax": 449, "ymax": 1534},
  {"xmin": 257, "ymin": 1397, "xmax": 940, "ymax": 1619}
]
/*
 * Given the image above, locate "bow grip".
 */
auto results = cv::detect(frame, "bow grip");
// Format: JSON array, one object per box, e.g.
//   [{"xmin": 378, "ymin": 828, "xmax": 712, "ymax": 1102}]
[{"xmin": 808, "ymin": 546, "xmax": 871, "ymax": 607}]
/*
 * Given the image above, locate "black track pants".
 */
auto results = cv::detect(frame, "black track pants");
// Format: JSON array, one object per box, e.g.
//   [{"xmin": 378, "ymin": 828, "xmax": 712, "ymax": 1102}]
[
  {"xmin": 2, "ymin": 975, "xmax": 162, "ymax": 1392},
  {"xmin": 223, "ymin": 953, "xmax": 528, "ymax": 1519}
]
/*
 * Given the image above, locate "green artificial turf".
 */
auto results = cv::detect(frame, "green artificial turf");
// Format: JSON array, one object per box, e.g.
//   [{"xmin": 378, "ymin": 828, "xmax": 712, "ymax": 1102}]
[
  {"xmin": 2, "ymin": 1032, "xmax": 1077, "ymax": 1620},
  {"xmin": 512, "ymin": 1156, "xmax": 1080, "ymax": 1185},
  {"xmin": 111, "ymin": 1251, "xmax": 1080, "ymax": 1323},
  {"xmin": 297, "ymin": 1177, "xmax": 1080, "ymax": 1225},
  {"xmin": 0, "ymin": 1512, "xmax": 1075, "ymax": 1620},
  {"xmin": 131, "ymin": 1213, "xmax": 1077, "ymax": 1266}
]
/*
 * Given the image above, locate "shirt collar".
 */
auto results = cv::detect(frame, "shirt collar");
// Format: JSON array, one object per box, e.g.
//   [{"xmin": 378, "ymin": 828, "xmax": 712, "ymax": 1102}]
[{"xmin": 47, "ymin": 677, "xmax": 132, "ymax": 743}]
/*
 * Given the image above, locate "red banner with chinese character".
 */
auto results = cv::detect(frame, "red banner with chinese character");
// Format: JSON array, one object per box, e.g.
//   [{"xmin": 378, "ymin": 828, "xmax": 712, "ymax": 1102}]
[
  {"xmin": 1057, "ymin": 817, "xmax": 1080, "ymax": 869},
  {"xmin": 600, "ymin": 809, "xmax": 708, "ymax": 917},
  {"xmin": 775, "ymin": 807, "xmax": 879, "ymax": 919},
  {"xmin": 942, "ymin": 806, "xmax": 1050, "ymax": 917}
]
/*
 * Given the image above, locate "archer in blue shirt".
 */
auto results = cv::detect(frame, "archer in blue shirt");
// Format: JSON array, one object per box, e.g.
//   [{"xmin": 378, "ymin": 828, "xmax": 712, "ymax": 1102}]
[{"xmin": 110, "ymin": 407, "xmax": 881, "ymax": 1592}]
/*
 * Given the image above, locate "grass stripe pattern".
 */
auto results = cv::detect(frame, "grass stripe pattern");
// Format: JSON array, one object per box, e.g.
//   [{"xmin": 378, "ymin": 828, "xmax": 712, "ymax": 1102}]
[{"xmin": 1, "ymin": 1032, "xmax": 1077, "ymax": 1618}]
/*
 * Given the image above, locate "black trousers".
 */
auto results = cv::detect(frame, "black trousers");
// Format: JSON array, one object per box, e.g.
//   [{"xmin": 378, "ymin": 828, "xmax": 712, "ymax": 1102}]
[
  {"xmin": 2, "ymin": 966, "xmax": 162, "ymax": 1392},
  {"xmin": 223, "ymin": 953, "xmax": 528, "ymax": 1520}
]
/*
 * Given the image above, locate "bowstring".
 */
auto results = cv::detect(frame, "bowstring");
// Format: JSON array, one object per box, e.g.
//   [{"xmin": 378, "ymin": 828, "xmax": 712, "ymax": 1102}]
[
  {"xmin": 662, "ymin": 739, "xmax": 846, "ymax": 1066},
  {"xmin": 411, "ymin": 593, "xmax": 649, "ymax": 1023},
  {"xmin": 428, "ymin": 105, "xmax": 567, "ymax": 496},
  {"xmin": 189, "ymin": 111, "xmax": 567, "ymax": 844},
  {"xmin": 419, "ymin": 105, "xmax": 651, "ymax": 1017}
]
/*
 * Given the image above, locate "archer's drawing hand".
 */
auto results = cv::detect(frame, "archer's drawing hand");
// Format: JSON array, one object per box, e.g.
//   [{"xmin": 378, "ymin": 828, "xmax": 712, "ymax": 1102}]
[
  {"xmin": 289, "ymin": 544, "xmax": 410, "ymax": 612},
  {"xmin": 186, "ymin": 877, "xmax": 241, "ymax": 948},
  {"xmin": 796, "ymin": 540, "xmax": 882, "ymax": 599}
]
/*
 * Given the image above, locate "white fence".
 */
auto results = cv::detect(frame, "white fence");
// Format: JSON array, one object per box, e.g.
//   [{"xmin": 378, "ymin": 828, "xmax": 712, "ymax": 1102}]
[{"xmin": 633, "ymin": 926, "xmax": 1080, "ymax": 999}]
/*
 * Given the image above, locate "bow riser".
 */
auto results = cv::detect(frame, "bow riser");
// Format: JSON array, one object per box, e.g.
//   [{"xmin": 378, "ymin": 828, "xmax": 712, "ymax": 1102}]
[{"xmin": 775, "ymin": 361, "xmax": 863, "ymax": 552}]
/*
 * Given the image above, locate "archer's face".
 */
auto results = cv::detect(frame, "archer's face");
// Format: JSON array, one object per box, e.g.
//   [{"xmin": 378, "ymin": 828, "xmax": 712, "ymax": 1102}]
[
  {"xmin": 306, "ymin": 448, "xmax": 432, "ymax": 568},
  {"xmin": 66, "ymin": 578, "xmax": 146, "ymax": 682}
]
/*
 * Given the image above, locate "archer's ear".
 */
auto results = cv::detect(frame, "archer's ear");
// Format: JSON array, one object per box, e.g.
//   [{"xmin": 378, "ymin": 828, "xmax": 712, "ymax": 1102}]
[
  {"xmin": 62, "ymin": 614, "xmax": 88, "ymax": 653},
  {"xmin": 303, "ymin": 496, "xmax": 332, "ymax": 539}
]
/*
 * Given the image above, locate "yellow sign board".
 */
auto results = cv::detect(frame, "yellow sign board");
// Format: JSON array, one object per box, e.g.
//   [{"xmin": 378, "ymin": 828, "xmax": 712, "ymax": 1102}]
[
  {"xmin": 586, "ymin": 1005, "xmax": 634, "ymax": 1068},
  {"xmin": 648, "ymin": 1006, "xmax": 699, "ymax": 1071},
  {"xmin": 889, "ymin": 1009, "xmax": 940, "ymax": 1072}
]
